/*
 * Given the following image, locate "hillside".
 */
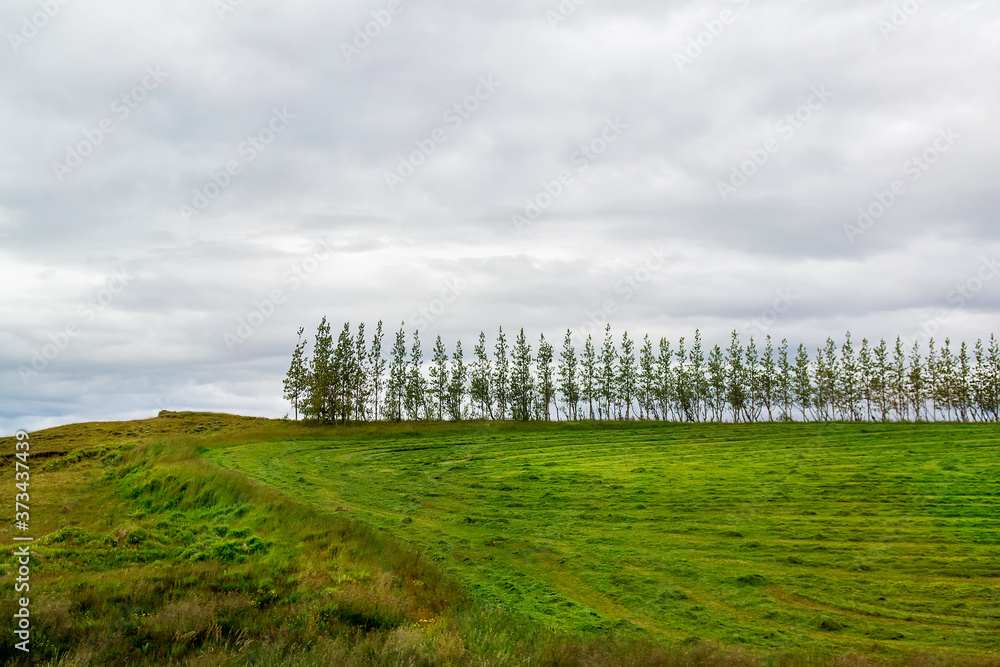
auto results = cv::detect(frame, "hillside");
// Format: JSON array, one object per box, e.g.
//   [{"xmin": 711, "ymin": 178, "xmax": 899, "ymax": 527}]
[{"xmin": 2, "ymin": 414, "xmax": 999, "ymax": 666}]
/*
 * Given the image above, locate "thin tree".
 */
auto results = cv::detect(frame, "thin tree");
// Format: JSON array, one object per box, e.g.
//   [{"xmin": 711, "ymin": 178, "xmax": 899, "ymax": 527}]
[
  {"xmin": 494, "ymin": 327, "xmax": 510, "ymax": 420},
  {"xmin": 387, "ymin": 324, "xmax": 408, "ymax": 422},
  {"xmin": 510, "ymin": 328, "xmax": 534, "ymax": 421},
  {"xmin": 760, "ymin": 336, "xmax": 777, "ymax": 422},
  {"xmin": 283, "ymin": 327, "xmax": 309, "ymax": 420},
  {"xmin": 448, "ymin": 340, "xmax": 467, "ymax": 421},
  {"xmin": 619, "ymin": 331, "xmax": 637, "ymax": 420},
  {"xmin": 657, "ymin": 338, "xmax": 674, "ymax": 421},
  {"xmin": 726, "ymin": 331, "xmax": 745, "ymax": 423},
  {"xmin": 370, "ymin": 321, "xmax": 386, "ymax": 421},
  {"xmin": 707, "ymin": 344, "xmax": 727, "ymax": 422},
  {"xmin": 308, "ymin": 317, "xmax": 334, "ymax": 422},
  {"xmin": 873, "ymin": 338, "xmax": 889, "ymax": 422},
  {"xmin": 406, "ymin": 330, "xmax": 427, "ymax": 420},
  {"xmin": 892, "ymin": 337, "xmax": 907, "ymax": 421},
  {"xmin": 333, "ymin": 323, "xmax": 355, "ymax": 424},
  {"xmin": 690, "ymin": 330, "xmax": 707, "ymax": 422},
  {"xmin": 907, "ymin": 340, "xmax": 925, "ymax": 421},
  {"xmin": 536, "ymin": 333, "xmax": 555, "ymax": 421},
  {"xmin": 557, "ymin": 330, "xmax": 580, "ymax": 421},
  {"xmin": 581, "ymin": 334, "xmax": 597, "ymax": 420},
  {"xmin": 859, "ymin": 337, "xmax": 873, "ymax": 422},
  {"xmin": 840, "ymin": 332, "xmax": 858, "ymax": 421},
  {"xmin": 777, "ymin": 338, "xmax": 792, "ymax": 421},
  {"xmin": 430, "ymin": 335, "xmax": 450, "ymax": 420},
  {"xmin": 744, "ymin": 337, "xmax": 761, "ymax": 423},
  {"xmin": 794, "ymin": 343, "xmax": 812, "ymax": 421},
  {"xmin": 599, "ymin": 324, "xmax": 617, "ymax": 420},
  {"xmin": 638, "ymin": 334, "xmax": 657, "ymax": 420},
  {"xmin": 471, "ymin": 332, "xmax": 493, "ymax": 419},
  {"xmin": 354, "ymin": 322, "xmax": 368, "ymax": 421}
]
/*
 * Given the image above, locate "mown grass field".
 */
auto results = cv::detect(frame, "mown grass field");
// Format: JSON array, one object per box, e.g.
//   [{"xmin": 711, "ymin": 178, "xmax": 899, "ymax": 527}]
[
  {"xmin": 1, "ymin": 414, "xmax": 999, "ymax": 666},
  {"xmin": 216, "ymin": 420, "xmax": 1000, "ymax": 659}
]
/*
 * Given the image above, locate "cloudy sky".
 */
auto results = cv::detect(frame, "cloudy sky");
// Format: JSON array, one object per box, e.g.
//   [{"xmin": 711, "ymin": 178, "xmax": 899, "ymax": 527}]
[{"xmin": 2, "ymin": 0, "xmax": 998, "ymax": 434}]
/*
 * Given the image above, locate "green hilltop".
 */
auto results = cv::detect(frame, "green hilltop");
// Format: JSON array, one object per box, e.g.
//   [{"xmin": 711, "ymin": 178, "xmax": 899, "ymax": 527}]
[{"xmin": 2, "ymin": 413, "xmax": 999, "ymax": 666}]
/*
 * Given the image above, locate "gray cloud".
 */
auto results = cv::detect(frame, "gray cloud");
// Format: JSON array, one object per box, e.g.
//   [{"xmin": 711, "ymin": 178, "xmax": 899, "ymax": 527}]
[{"xmin": 2, "ymin": 0, "xmax": 999, "ymax": 433}]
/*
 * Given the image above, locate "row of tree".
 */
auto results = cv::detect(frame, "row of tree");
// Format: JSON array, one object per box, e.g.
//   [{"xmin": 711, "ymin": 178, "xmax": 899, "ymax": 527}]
[{"xmin": 283, "ymin": 319, "xmax": 1000, "ymax": 424}]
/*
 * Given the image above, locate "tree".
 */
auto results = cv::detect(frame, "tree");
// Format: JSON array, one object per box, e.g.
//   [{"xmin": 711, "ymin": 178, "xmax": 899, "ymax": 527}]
[
  {"xmin": 676, "ymin": 336, "xmax": 692, "ymax": 422},
  {"xmin": 814, "ymin": 338, "xmax": 838, "ymax": 421},
  {"xmin": 536, "ymin": 333, "xmax": 555, "ymax": 421},
  {"xmin": 707, "ymin": 344, "xmax": 727, "ymax": 422},
  {"xmin": 471, "ymin": 332, "xmax": 492, "ymax": 419},
  {"xmin": 907, "ymin": 340, "xmax": 925, "ymax": 421},
  {"xmin": 370, "ymin": 321, "xmax": 386, "ymax": 421},
  {"xmin": 983, "ymin": 335, "xmax": 1000, "ymax": 421},
  {"xmin": 354, "ymin": 322, "xmax": 368, "ymax": 421},
  {"xmin": 638, "ymin": 334, "xmax": 657, "ymax": 420},
  {"xmin": 429, "ymin": 335, "xmax": 450, "ymax": 420},
  {"xmin": 308, "ymin": 317, "xmax": 334, "ymax": 423},
  {"xmin": 283, "ymin": 327, "xmax": 309, "ymax": 420},
  {"xmin": 557, "ymin": 330, "xmax": 580, "ymax": 421},
  {"xmin": 618, "ymin": 331, "xmax": 637, "ymax": 420},
  {"xmin": 892, "ymin": 337, "xmax": 907, "ymax": 421},
  {"xmin": 859, "ymin": 337, "xmax": 873, "ymax": 422},
  {"xmin": 760, "ymin": 336, "xmax": 777, "ymax": 422},
  {"xmin": 333, "ymin": 323, "xmax": 355, "ymax": 424},
  {"xmin": 494, "ymin": 327, "xmax": 510, "ymax": 420},
  {"xmin": 599, "ymin": 324, "xmax": 617, "ymax": 420},
  {"xmin": 726, "ymin": 331, "xmax": 745, "ymax": 423},
  {"xmin": 690, "ymin": 330, "xmax": 707, "ymax": 422},
  {"xmin": 873, "ymin": 338, "xmax": 889, "ymax": 422},
  {"xmin": 448, "ymin": 340, "xmax": 467, "ymax": 421},
  {"xmin": 777, "ymin": 339, "xmax": 792, "ymax": 421},
  {"xmin": 387, "ymin": 324, "xmax": 407, "ymax": 422},
  {"xmin": 956, "ymin": 341, "xmax": 971, "ymax": 422},
  {"xmin": 581, "ymin": 335, "xmax": 597, "ymax": 420},
  {"xmin": 794, "ymin": 343, "xmax": 812, "ymax": 421},
  {"xmin": 840, "ymin": 332, "xmax": 859, "ymax": 421},
  {"xmin": 744, "ymin": 337, "xmax": 761, "ymax": 423},
  {"xmin": 657, "ymin": 338, "xmax": 674, "ymax": 421},
  {"xmin": 510, "ymin": 328, "xmax": 534, "ymax": 421},
  {"xmin": 406, "ymin": 330, "xmax": 427, "ymax": 420}
]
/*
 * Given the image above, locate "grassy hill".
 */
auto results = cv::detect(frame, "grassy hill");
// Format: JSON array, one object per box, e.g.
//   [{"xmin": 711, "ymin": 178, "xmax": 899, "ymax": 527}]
[{"xmin": 2, "ymin": 414, "xmax": 999, "ymax": 666}]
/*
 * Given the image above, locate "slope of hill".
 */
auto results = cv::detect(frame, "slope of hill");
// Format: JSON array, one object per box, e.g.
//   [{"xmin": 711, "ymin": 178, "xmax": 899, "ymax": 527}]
[{"xmin": 1, "ymin": 413, "xmax": 998, "ymax": 666}]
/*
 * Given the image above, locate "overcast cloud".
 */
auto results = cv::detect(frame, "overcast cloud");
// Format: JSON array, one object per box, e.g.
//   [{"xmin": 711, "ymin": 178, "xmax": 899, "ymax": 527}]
[{"xmin": 2, "ymin": 0, "xmax": 998, "ymax": 434}]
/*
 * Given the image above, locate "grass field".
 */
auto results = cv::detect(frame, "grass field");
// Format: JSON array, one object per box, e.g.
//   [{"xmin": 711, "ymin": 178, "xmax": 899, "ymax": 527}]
[
  {"xmin": 2, "ymin": 414, "xmax": 999, "ymax": 665},
  {"xmin": 216, "ymin": 420, "xmax": 1000, "ymax": 659}
]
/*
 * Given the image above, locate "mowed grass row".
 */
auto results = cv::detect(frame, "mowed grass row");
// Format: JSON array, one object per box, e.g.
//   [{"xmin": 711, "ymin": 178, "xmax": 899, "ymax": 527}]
[{"xmin": 216, "ymin": 421, "xmax": 1000, "ymax": 658}]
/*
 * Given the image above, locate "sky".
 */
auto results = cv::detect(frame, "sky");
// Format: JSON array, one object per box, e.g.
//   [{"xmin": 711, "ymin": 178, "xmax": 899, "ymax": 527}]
[{"xmin": 2, "ymin": 0, "xmax": 998, "ymax": 434}]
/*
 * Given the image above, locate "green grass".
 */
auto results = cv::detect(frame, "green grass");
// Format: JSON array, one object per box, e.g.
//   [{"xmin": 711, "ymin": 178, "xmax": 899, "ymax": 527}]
[
  {"xmin": 2, "ymin": 414, "xmax": 999, "ymax": 666},
  {"xmin": 215, "ymin": 420, "xmax": 1000, "ymax": 659}
]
